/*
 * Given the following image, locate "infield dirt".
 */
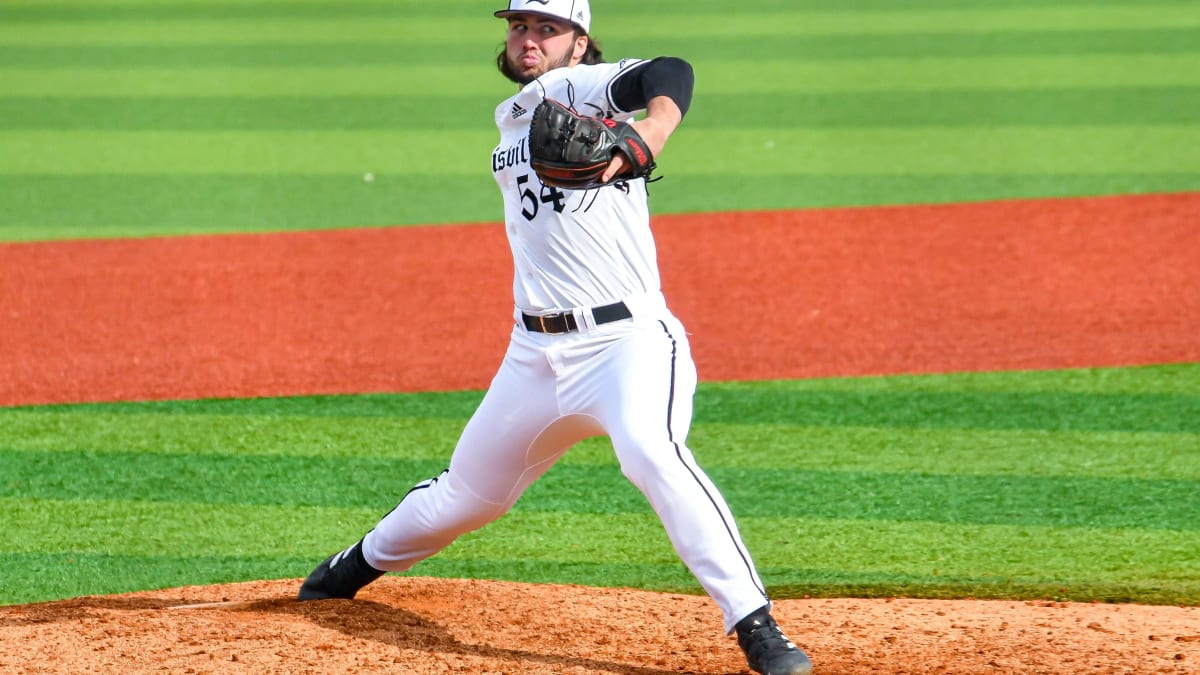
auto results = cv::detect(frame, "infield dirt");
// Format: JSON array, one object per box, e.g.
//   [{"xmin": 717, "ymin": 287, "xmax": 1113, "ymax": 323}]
[{"xmin": 1, "ymin": 193, "xmax": 1198, "ymax": 673}]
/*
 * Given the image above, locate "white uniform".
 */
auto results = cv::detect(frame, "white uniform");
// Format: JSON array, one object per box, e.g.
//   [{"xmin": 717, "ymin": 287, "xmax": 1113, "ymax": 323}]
[{"xmin": 362, "ymin": 60, "xmax": 770, "ymax": 633}]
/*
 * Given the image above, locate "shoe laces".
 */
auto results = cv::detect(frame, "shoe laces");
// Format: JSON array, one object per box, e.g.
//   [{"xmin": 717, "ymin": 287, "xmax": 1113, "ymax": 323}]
[{"xmin": 738, "ymin": 614, "xmax": 798, "ymax": 662}]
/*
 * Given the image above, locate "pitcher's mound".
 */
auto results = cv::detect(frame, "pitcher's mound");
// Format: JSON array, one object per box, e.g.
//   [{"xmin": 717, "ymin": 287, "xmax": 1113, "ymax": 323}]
[{"xmin": 2, "ymin": 577, "xmax": 1197, "ymax": 673}]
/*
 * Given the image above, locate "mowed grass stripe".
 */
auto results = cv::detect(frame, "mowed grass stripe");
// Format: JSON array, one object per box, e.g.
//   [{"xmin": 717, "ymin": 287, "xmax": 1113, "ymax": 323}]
[
  {"xmin": 661, "ymin": 173, "xmax": 1200, "ymax": 216},
  {"xmin": 691, "ymin": 87, "xmax": 1200, "ymax": 128},
  {"xmin": 2, "ymin": 127, "xmax": 1196, "ymax": 176},
  {"xmin": 3, "ymin": 28, "xmax": 1198, "ymax": 69},
  {"xmin": 4, "ymin": 448, "xmax": 1197, "ymax": 530},
  {"xmin": 0, "ymin": 43, "xmax": 495, "ymax": 68},
  {"xmin": 745, "ymin": 523, "xmax": 1200, "ymax": 606},
  {"xmin": 8, "ymin": 363, "xmax": 1196, "ymax": 424},
  {"xmin": 603, "ymin": 27, "xmax": 1200, "ymax": 61},
  {"xmin": 699, "ymin": 55, "xmax": 1200, "ymax": 92},
  {"xmin": 0, "ymin": 65, "xmax": 510, "ymax": 98},
  {"xmin": 411, "ymin": 513, "xmax": 1200, "ymax": 589},
  {"xmin": 0, "ymin": 174, "xmax": 500, "ymax": 238},
  {"xmin": 9, "ymin": 55, "xmax": 1200, "ymax": 97},
  {"xmin": 6, "ymin": 497, "xmax": 1197, "ymax": 576},
  {"xmin": 4, "ymin": 500, "xmax": 1197, "ymax": 604},
  {"xmin": 0, "ymin": 552, "xmax": 318, "ymax": 606},
  {"xmin": 0, "ymin": 130, "xmax": 494, "ymax": 175},
  {"xmin": 5, "ymin": 173, "xmax": 1199, "ymax": 241},
  {"xmin": 1, "ymin": 6, "xmax": 1196, "ymax": 44},
  {"xmin": 692, "ymin": 388, "xmax": 1200, "ymax": 434},
  {"xmin": 411, "ymin": 556, "xmax": 1200, "ymax": 606},
  {"xmin": 0, "ymin": 409, "xmax": 479, "ymax": 459},
  {"xmin": 2, "ymin": 410, "xmax": 1196, "ymax": 481},
  {"xmin": 662, "ymin": 127, "xmax": 1200, "ymax": 174},
  {"xmin": 0, "ymin": 497, "xmax": 375, "ymax": 557},
  {"xmin": 3, "ymin": 392, "xmax": 1196, "ymax": 480},
  {"xmin": 694, "ymin": 425, "xmax": 1200, "ymax": 479},
  {"xmin": 0, "ymin": 449, "xmax": 450, "ymax": 509},
  {"xmin": 3, "ymin": 87, "xmax": 1196, "ymax": 130},
  {"xmin": 2, "ymin": 549, "xmax": 1192, "ymax": 608}
]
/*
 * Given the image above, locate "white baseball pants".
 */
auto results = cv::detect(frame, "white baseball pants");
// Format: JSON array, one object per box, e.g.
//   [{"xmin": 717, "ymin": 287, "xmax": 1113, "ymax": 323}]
[{"xmin": 361, "ymin": 291, "xmax": 770, "ymax": 633}]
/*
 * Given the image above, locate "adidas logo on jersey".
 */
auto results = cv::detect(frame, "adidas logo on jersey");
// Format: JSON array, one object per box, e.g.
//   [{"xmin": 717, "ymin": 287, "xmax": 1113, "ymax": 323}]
[{"xmin": 511, "ymin": 102, "xmax": 529, "ymax": 119}]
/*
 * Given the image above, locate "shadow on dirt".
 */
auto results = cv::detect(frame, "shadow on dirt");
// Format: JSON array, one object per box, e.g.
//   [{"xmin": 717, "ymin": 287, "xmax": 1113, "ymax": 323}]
[
  {"xmin": 0, "ymin": 595, "xmax": 705, "ymax": 675},
  {"xmin": 296, "ymin": 598, "xmax": 697, "ymax": 675}
]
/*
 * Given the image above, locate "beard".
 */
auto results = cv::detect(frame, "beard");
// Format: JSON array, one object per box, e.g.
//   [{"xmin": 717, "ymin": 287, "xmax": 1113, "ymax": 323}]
[{"xmin": 503, "ymin": 46, "xmax": 575, "ymax": 85}]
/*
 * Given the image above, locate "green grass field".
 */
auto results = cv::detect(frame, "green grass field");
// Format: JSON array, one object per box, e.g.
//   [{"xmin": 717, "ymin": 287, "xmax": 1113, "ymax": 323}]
[
  {"xmin": 2, "ymin": 0, "xmax": 1198, "ymax": 607},
  {"xmin": 2, "ymin": 365, "xmax": 1199, "ymax": 606},
  {"xmin": 2, "ymin": 0, "xmax": 1199, "ymax": 240},
  {"xmin": 3, "ymin": 365, "xmax": 1199, "ymax": 606}
]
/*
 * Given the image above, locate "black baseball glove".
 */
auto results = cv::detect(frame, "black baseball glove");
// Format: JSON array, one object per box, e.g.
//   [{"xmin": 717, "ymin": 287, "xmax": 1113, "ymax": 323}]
[{"xmin": 528, "ymin": 98, "xmax": 657, "ymax": 190}]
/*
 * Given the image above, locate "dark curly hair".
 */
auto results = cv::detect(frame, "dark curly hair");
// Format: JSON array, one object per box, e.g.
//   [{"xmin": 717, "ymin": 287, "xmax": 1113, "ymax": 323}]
[{"xmin": 497, "ymin": 29, "xmax": 604, "ymax": 84}]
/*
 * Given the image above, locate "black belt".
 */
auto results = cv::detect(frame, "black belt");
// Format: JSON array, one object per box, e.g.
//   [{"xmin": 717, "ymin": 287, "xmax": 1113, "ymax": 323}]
[{"xmin": 522, "ymin": 301, "xmax": 632, "ymax": 334}]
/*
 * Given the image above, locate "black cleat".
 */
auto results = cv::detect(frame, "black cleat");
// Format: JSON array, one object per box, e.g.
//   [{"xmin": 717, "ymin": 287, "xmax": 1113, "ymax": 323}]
[
  {"xmin": 735, "ymin": 605, "xmax": 813, "ymax": 675},
  {"xmin": 297, "ymin": 540, "xmax": 385, "ymax": 601}
]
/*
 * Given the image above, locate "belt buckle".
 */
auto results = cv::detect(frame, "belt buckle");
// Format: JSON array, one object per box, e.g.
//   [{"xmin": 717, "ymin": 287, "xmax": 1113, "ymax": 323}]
[{"xmin": 537, "ymin": 313, "xmax": 567, "ymax": 335}]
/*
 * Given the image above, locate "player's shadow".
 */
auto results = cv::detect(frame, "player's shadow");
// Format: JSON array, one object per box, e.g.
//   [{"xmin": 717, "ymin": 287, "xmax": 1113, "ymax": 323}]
[
  {"xmin": 0, "ymin": 595, "xmax": 180, "ymax": 626},
  {"xmin": 1, "ymin": 595, "xmax": 727, "ymax": 674},
  {"xmin": 285, "ymin": 597, "xmax": 698, "ymax": 675}
]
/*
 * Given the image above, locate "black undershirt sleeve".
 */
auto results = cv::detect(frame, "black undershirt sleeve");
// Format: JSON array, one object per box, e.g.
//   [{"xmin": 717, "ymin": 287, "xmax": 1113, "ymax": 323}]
[{"xmin": 609, "ymin": 57, "xmax": 695, "ymax": 118}]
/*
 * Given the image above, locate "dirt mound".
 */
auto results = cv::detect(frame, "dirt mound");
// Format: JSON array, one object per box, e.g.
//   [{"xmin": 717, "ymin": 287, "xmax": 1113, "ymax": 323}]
[{"xmin": 2, "ymin": 577, "xmax": 1197, "ymax": 674}]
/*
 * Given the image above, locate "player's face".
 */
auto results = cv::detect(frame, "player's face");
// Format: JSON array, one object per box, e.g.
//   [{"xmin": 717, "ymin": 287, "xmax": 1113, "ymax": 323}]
[{"xmin": 505, "ymin": 15, "xmax": 587, "ymax": 84}]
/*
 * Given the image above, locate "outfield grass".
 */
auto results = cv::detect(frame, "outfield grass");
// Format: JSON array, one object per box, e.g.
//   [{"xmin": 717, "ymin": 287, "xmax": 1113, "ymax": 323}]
[
  {"xmin": 1, "ymin": 0, "xmax": 1198, "ymax": 241},
  {"xmin": 2, "ymin": 365, "xmax": 1197, "ymax": 606}
]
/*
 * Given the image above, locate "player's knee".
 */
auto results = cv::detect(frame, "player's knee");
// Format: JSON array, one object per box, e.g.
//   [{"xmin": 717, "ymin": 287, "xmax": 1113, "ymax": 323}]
[
  {"xmin": 429, "ymin": 472, "xmax": 509, "ymax": 532},
  {"xmin": 375, "ymin": 472, "xmax": 507, "ymax": 550},
  {"xmin": 612, "ymin": 438, "xmax": 688, "ymax": 489}
]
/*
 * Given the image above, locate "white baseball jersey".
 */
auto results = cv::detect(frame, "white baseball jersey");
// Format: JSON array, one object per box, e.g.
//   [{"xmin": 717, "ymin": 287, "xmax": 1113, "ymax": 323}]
[{"xmin": 491, "ymin": 59, "xmax": 660, "ymax": 311}]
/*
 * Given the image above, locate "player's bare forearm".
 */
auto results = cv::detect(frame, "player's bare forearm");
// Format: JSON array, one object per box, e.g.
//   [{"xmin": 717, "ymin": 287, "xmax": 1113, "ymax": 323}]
[
  {"xmin": 633, "ymin": 95, "xmax": 683, "ymax": 157},
  {"xmin": 602, "ymin": 96, "xmax": 682, "ymax": 182}
]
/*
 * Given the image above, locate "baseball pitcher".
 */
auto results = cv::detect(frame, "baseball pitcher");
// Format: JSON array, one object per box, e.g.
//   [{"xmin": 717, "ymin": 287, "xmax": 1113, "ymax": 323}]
[{"xmin": 297, "ymin": 2, "xmax": 813, "ymax": 673}]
